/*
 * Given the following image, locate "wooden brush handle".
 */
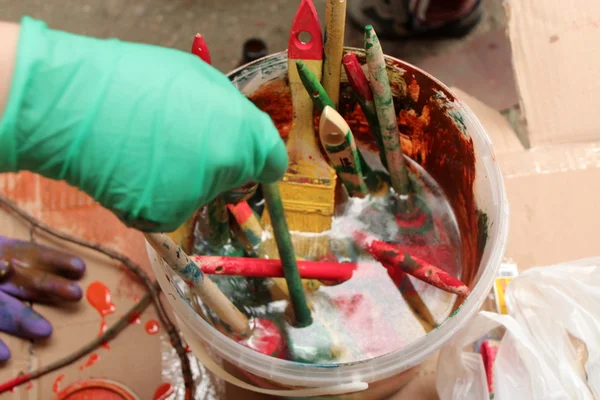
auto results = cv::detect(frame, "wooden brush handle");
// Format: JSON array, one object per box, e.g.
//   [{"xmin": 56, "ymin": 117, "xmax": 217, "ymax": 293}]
[
  {"xmin": 323, "ymin": 0, "xmax": 347, "ymax": 107},
  {"xmin": 145, "ymin": 232, "xmax": 250, "ymax": 336},
  {"xmin": 286, "ymin": 0, "xmax": 327, "ymax": 166}
]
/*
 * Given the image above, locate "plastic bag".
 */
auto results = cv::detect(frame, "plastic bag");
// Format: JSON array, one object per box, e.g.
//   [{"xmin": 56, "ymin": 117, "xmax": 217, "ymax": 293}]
[{"xmin": 436, "ymin": 258, "xmax": 600, "ymax": 400}]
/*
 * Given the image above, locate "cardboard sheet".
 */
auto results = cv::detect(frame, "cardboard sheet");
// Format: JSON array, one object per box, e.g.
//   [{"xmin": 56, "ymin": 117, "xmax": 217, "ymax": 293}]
[{"xmin": 506, "ymin": 0, "xmax": 600, "ymax": 147}]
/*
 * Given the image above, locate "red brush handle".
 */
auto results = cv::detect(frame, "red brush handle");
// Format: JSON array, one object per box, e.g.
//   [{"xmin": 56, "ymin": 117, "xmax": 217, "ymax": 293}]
[
  {"xmin": 191, "ymin": 33, "xmax": 212, "ymax": 64},
  {"xmin": 342, "ymin": 53, "xmax": 373, "ymax": 101},
  {"xmin": 288, "ymin": 0, "xmax": 323, "ymax": 60},
  {"xmin": 353, "ymin": 231, "xmax": 470, "ymax": 296},
  {"xmin": 191, "ymin": 255, "xmax": 356, "ymax": 281}
]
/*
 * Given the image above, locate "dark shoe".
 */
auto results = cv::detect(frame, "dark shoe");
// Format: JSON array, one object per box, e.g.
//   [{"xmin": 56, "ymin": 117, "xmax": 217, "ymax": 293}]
[{"xmin": 348, "ymin": 0, "xmax": 483, "ymax": 40}]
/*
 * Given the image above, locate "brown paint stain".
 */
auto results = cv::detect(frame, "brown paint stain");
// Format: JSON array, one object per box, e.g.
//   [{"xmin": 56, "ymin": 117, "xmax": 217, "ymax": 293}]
[
  {"xmin": 248, "ymin": 55, "xmax": 480, "ymax": 292},
  {"xmin": 549, "ymin": 34, "xmax": 560, "ymax": 43}
]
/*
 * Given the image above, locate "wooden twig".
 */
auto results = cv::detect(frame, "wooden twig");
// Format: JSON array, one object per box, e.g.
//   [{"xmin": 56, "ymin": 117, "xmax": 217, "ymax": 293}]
[
  {"xmin": 0, "ymin": 194, "xmax": 194, "ymax": 398},
  {"xmin": 0, "ymin": 286, "xmax": 154, "ymax": 393}
]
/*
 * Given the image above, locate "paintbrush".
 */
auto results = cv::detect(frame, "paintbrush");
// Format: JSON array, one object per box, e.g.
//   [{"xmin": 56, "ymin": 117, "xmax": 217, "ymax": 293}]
[
  {"xmin": 261, "ymin": 183, "xmax": 313, "ymax": 326},
  {"xmin": 190, "ymin": 33, "xmax": 240, "ymax": 255},
  {"xmin": 261, "ymin": 182, "xmax": 337, "ymax": 363},
  {"xmin": 145, "ymin": 233, "xmax": 250, "ymax": 336},
  {"xmin": 322, "ymin": 0, "xmax": 347, "ymax": 108},
  {"xmin": 364, "ymin": 25, "xmax": 412, "ymax": 201},
  {"xmin": 352, "ymin": 231, "xmax": 470, "ymax": 296},
  {"xmin": 386, "ymin": 268, "xmax": 437, "ymax": 332},
  {"xmin": 260, "ymin": 0, "xmax": 337, "ymax": 261},
  {"xmin": 319, "ymin": 106, "xmax": 369, "ymax": 197},
  {"xmin": 295, "ymin": 61, "xmax": 390, "ymax": 197},
  {"xmin": 147, "ymin": 232, "xmax": 288, "ymax": 358},
  {"xmin": 227, "ymin": 201, "xmax": 323, "ymax": 297},
  {"xmin": 342, "ymin": 53, "xmax": 387, "ymax": 169},
  {"xmin": 191, "ymin": 254, "xmax": 356, "ymax": 282}
]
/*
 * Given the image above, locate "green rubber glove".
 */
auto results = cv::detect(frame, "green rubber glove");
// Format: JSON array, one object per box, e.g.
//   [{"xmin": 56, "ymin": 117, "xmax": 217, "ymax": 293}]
[{"xmin": 0, "ymin": 17, "xmax": 288, "ymax": 232}]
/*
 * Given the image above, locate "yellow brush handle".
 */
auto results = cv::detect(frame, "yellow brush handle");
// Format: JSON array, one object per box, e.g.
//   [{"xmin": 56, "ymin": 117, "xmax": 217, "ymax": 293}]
[
  {"xmin": 323, "ymin": 0, "xmax": 347, "ymax": 107},
  {"xmin": 286, "ymin": 58, "xmax": 332, "ymax": 176}
]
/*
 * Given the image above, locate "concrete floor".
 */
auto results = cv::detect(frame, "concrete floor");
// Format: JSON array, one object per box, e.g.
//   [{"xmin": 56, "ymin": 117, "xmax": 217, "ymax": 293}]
[{"xmin": 0, "ymin": 0, "xmax": 505, "ymax": 73}]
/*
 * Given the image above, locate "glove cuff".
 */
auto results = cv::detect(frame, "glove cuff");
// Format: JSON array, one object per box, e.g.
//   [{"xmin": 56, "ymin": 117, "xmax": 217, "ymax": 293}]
[{"xmin": 0, "ymin": 16, "xmax": 46, "ymax": 172}]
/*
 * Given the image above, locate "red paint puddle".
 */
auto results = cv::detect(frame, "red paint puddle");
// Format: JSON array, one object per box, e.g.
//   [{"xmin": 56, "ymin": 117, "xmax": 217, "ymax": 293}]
[
  {"xmin": 145, "ymin": 320, "xmax": 160, "ymax": 335},
  {"xmin": 86, "ymin": 282, "xmax": 116, "ymax": 317},
  {"xmin": 153, "ymin": 383, "xmax": 174, "ymax": 400},
  {"xmin": 79, "ymin": 353, "xmax": 99, "ymax": 371},
  {"xmin": 53, "ymin": 374, "xmax": 66, "ymax": 393},
  {"xmin": 87, "ymin": 282, "xmax": 116, "ymax": 351}
]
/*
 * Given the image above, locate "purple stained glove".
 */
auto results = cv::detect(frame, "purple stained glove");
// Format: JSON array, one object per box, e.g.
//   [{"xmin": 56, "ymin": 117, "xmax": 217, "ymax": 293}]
[{"xmin": 0, "ymin": 237, "xmax": 86, "ymax": 362}]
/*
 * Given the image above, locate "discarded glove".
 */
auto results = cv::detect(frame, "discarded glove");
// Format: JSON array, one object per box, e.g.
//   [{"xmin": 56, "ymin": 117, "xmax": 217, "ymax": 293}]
[{"xmin": 0, "ymin": 236, "xmax": 85, "ymax": 361}]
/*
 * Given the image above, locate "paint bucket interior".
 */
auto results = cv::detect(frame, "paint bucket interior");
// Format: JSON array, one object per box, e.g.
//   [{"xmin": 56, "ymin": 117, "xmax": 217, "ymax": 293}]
[{"xmin": 146, "ymin": 48, "xmax": 509, "ymax": 398}]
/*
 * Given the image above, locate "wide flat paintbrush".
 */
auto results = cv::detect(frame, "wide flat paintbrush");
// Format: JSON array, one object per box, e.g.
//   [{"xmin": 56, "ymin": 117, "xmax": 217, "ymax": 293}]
[{"xmin": 260, "ymin": 0, "xmax": 337, "ymax": 261}]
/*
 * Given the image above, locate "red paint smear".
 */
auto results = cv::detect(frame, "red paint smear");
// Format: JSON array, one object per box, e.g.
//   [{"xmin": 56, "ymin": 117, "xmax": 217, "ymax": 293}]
[
  {"xmin": 153, "ymin": 383, "xmax": 174, "ymax": 400},
  {"xmin": 98, "ymin": 319, "xmax": 110, "ymax": 349},
  {"xmin": 227, "ymin": 202, "xmax": 254, "ymax": 225},
  {"xmin": 185, "ymin": 345, "xmax": 192, "ymax": 353},
  {"xmin": 145, "ymin": 320, "xmax": 160, "ymax": 335},
  {"xmin": 288, "ymin": 0, "xmax": 323, "ymax": 60},
  {"xmin": 79, "ymin": 353, "xmax": 99, "ymax": 370},
  {"xmin": 0, "ymin": 374, "xmax": 30, "ymax": 393},
  {"xmin": 86, "ymin": 281, "xmax": 116, "ymax": 317},
  {"xmin": 25, "ymin": 382, "xmax": 33, "ymax": 390},
  {"xmin": 127, "ymin": 312, "xmax": 141, "ymax": 325},
  {"xmin": 332, "ymin": 294, "xmax": 400, "ymax": 356},
  {"xmin": 236, "ymin": 318, "xmax": 287, "ymax": 358},
  {"xmin": 53, "ymin": 374, "xmax": 66, "ymax": 393}
]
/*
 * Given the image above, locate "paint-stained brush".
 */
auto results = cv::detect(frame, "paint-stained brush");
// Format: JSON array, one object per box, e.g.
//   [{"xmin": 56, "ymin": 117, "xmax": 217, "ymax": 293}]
[
  {"xmin": 322, "ymin": 0, "xmax": 347, "ymax": 108},
  {"xmin": 295, "ymin": 60, "xmax": 390, "ymax": 197},
  {"xmin": 262, "ymin": 182, "xmax": 336, "ymax": 363},
  {"xmin": 365, "ymin": 25, "xmax": 411, "ymax": 199},
  {"xmin": 145, "ymin": 233, "xmax": 250, "ymax": 336},
  {"xmin": 261, "ymin": 0, "xmax": 337, "ymax": 260},
  {"xmin": 191, "ymin": 33, "xmax": 240, "ymax": 255},
  {"xmin": 261, "ymin": 183, "xmax": 312, "ymax": 326},
  {"xmin": 352, "ymin": 231, "xmax": 470, "ymax": 296},
  {"xmin": 227, "ymin": 201, "xmax": 323, "ymax": 297},
  {"xmin": 342, "ymin": 53, "xmax": 387, "ymax": 169},
  {"xmin": 319, "ymin": 106, "xmax": 369, "ymax": 198},
  {"xmin": 191, "ymin": 254, "xmax": 356, "ymax": 282}
]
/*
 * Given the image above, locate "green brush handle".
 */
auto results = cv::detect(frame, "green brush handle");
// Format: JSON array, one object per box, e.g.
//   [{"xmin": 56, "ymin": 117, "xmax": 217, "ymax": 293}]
[{"xmin": 261, "ymin": 183, "xmax": 313, "ymax": 327}]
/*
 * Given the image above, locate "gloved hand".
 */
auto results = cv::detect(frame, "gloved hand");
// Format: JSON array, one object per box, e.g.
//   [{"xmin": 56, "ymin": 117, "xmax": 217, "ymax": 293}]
[
  {"xmin": 0, "ymin": 236, "xmax": 85, "ymax": 361},
  {"xmin": 0, "ymin": 17, "xmax": 288, "ymax": 232}
]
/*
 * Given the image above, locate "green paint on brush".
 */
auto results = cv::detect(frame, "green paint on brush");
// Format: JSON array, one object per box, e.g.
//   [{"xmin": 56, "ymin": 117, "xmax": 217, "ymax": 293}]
[
  {"xmin": 364, "ymin": 25, "xmax": 411, "ymax": 197},
  {"xmin": 354, "ymin": 94, "xmax": 388, "ymax": 169},
  {"xmin": 284, "ymin": 319, "xmax": 334, "ymax": 363},
  {"xmin": 261, "ymin": 183, "xmax": 312, "ymax": 327},
  {"xmin": 296, "ymin": 60, "xmax": 335, "ymax": 112},
  {"xmin": 207, "ymin": 196, "xmax": 231, "ymax": 248}
]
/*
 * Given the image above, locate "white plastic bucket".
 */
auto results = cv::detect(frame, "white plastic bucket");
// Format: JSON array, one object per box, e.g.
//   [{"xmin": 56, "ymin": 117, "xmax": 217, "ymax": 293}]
[{"xmin": 147, "ymin": 48, "xmax": 510, "ymax": 399}]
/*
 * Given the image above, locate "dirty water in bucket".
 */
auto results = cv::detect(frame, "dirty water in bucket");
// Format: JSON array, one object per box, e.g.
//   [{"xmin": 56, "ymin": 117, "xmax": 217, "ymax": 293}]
[{"xmin": 189, "ymin": 76, "xmax": 469, "ymax": 365}]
